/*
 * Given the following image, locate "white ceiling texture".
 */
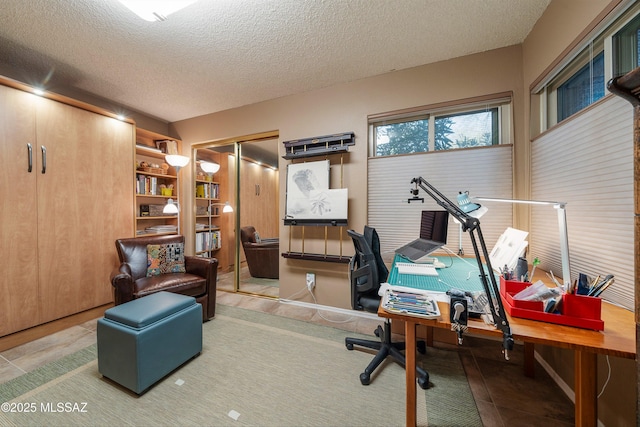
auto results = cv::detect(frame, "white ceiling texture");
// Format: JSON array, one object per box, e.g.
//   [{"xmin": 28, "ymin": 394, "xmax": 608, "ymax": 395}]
[{"xmin": 0, "ymin": 0, "xmax": 550, "ymax": 124}]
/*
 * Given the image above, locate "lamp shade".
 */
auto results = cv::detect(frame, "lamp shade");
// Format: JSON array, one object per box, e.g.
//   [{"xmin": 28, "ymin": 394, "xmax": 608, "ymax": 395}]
[
  {"xmin": 457, "ymin": 192, "xmax": 488, "ymax": 218},
  {"xmin": 163, "ymin": 199, "xmax": 179, "ymax": 214},
  {"xmin": 200, "ymin": 161, "xmax": 220, "ymax": 174},
  {"xmin": 222, "ymin": 201, "xmax": 233, "ymax": 213},
  {"xmin": 165, "ymin": 154, "xmax": 190, "ymax": 168}
]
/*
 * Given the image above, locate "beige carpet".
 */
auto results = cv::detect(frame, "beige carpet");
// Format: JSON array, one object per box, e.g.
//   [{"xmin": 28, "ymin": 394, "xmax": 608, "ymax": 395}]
[{"xmin": 0, "ymin": 305, "xmax": 481, "ymax": 426}]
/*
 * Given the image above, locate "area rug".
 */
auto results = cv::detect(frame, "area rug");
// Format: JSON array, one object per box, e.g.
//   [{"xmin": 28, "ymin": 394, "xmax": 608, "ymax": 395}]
[{"xmin": 0, "ymin": 305, "xmax": 481, "ymax": 426}]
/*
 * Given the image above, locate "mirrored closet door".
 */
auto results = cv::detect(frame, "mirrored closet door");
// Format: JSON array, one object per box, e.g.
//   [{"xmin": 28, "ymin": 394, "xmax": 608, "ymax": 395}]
[{"xmin": 193, "ymin": 132, "xmax": 279, "ymax": 297}]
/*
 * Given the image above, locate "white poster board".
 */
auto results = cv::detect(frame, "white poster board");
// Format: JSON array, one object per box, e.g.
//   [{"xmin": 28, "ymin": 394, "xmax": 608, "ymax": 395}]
[
  {"xmin": 489, "ymin": 227, "xmax": 528, "ymax": 273},
  {"xmin": 285, "ymin": 160, "xmax": 331, "ymax": 219}
]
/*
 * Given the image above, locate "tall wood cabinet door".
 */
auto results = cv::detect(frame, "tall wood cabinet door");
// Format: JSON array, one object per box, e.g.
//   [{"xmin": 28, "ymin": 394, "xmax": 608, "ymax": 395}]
[
  {"xmin": 257, "ymin": 166, "xmax": 278, "ymax": 238},
  {"xmin": 35, "ymin": 99, "xmax": 134, "ymax": 322},
  {"xmin": 0, "ymin": 85, "xmax": 40, "ymax": 336}
]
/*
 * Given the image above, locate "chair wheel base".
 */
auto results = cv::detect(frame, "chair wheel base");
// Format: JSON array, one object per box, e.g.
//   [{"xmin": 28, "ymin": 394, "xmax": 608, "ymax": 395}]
[
  {"xmin": 418, "ymin": 374, "xmax": 429, "ymax": 389},
  {"xmin": 346, "ymin": 342, "xmax": 354, "ymax": 350},
  {"xmin": 360, "ymin": 372, "xmax": 371, "ymax": 386}
]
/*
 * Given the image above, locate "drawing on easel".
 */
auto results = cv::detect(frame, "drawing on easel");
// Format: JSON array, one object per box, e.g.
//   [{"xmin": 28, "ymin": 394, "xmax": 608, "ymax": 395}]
[{"xmin": 285, "ymin": 160, "xmax": 330, "ymax": 219}]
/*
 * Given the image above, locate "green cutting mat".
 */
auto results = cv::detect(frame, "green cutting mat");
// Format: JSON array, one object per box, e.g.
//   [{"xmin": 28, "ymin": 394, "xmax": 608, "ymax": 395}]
[{"xmin": 388, "ymin": 254, "xmax": 498, "ymax": 293}]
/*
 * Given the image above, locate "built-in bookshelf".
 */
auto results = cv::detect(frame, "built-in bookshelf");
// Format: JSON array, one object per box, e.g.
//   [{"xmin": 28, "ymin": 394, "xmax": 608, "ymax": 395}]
[
  {"xmin": 194, "ymin": 153, "xmax": 223, "ymax": 257},
  {"xmin": 134, "ymin": 129, "xmax": 181, "ymax": 237}
]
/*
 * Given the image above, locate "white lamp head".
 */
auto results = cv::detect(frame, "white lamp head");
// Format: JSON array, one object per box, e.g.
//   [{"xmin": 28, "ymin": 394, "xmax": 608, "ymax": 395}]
[
  {"xmin": 163, "ymin": 199, "xmax": 179, "ymax": 214},
  {"xmin": 457, "ymin": 191, "xmax": 488, "ymax": 219},
  {"xmin": 200, "ymin": 161, "xmax": 220, "ymax": 174},
  {"xmin": 222, "ymin": 201, "xmax": 233, "ymax": 213},
  {"xmin": 165, "ymin": 154, "xmax": 190, "ymax": 168}
]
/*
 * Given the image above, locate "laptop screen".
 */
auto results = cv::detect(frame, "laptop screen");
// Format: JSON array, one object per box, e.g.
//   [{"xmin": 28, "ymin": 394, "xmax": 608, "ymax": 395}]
[{"xmin": 419, "ymin": 210, "xmax": 449, "ymax": 244}]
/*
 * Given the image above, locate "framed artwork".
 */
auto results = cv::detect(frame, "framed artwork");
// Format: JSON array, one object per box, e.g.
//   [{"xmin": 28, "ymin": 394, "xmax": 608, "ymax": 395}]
[{"xmin": 285, "ymin": 160, "xmax": 330, "ymax": 219}]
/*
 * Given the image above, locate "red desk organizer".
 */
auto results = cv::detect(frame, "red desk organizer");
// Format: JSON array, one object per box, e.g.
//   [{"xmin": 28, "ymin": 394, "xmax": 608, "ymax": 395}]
[{"xmin": 499, "ymin": 277, "xmax": 604, "ymax": 331}]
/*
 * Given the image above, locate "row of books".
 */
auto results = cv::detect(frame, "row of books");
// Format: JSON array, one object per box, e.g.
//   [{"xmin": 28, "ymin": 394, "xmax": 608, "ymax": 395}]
[
  {"xmin": 136, "ymin": 174, "xmax": 171, "ymax": 196},
  {"xmin": 195, "ymin": 182, "xmax": 219, "ymax": 199},
  {"xmin": 196, "ymin": 230, "xmax": 221, "ymax": 252}
]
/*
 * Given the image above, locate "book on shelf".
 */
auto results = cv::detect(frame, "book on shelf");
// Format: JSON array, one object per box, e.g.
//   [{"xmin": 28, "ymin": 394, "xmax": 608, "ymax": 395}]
[
  {"xmin": 195, "ymin": 182, "xmax": 220, "ymax": 199},
  {"xmin": 196, "ymin": 230, "xmax": 221, "ymax": 251},
  {"xmin": 136, "ymin": 174, "xmax": 164, "ymax": 195}
]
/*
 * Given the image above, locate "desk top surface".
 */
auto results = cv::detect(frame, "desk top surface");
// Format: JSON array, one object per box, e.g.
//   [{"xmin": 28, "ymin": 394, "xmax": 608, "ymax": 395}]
[{"xmin": 381, "ymin": 255, "xmax": 636, "ymax": 359}]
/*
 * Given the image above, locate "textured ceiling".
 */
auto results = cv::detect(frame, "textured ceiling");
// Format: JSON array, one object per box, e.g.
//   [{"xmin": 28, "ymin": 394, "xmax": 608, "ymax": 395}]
[{"xmin": 0, "ymin": 0, "xmax": 550, "ymax": 123}]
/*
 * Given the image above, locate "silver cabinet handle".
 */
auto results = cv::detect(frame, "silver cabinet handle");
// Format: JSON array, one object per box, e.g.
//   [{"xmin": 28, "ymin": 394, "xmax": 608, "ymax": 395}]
[
  {"xmin": 27, "ymin": 143, "xmax": 33, "ymax": 172},
  {"xmin": 41, "ymin": 146, "xmax": 47, "ymax": 174}
]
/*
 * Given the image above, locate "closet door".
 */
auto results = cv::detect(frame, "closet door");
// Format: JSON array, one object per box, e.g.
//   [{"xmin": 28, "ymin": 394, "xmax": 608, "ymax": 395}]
[
  {"xmin": 36, "ymin": 98, "xmax": 134, "ymax": 322},
  {"xmin": 0, "ymin": 85, "xmax": 39, "ymax": 336}
]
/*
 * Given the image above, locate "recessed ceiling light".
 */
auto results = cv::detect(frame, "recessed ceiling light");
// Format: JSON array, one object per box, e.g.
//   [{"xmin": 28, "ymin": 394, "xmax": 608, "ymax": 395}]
[
  {"xmin": 33, "ymin": 88, "xmax": 44, "ymax": 96},
  {"xmin": 118, "ymin": 0, "xmax": 197, "ymax": 22}
]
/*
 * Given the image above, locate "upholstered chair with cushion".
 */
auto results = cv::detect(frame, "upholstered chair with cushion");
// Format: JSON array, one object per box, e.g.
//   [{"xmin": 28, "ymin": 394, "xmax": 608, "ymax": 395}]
[
  {"xmin": 110, "ymin": 235, "xmax": 218, "ymax": 321},
  {"xmin": 240, "ymin": 226, "xmax": 279, "ymax": 279}
]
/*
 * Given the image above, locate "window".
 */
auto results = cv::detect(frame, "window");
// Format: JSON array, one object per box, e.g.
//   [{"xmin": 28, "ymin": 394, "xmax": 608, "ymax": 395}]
[
  {"xmin": 613, "ymin": 13, "xmax": 640, "ymax": 77},
  {"xmin": 371, "ymin": 98, "xmax": 510, "ymax": 157},
  {"xmin": 533, "ymin": 2, "xmax": 640, "ymax": 133},
  {"xmin": 556, "ymin": 51, "xmax": 605, "ymax": 122},
  {"xmin": 374, "ymin": 117, "xmax": 429, "ymax": 156}
]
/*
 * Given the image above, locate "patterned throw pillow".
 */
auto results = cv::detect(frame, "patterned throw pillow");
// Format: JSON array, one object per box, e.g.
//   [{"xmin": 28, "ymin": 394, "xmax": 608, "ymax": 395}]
[{"xmin": 146, "ymin": 243, "xmax": 186, "ymax": 277}]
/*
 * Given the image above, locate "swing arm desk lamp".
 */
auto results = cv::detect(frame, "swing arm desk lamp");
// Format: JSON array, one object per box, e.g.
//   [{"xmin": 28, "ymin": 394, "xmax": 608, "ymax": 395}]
[{"xmin": 408, "ymin": 176, "xmax": 514, "ymax": 360}]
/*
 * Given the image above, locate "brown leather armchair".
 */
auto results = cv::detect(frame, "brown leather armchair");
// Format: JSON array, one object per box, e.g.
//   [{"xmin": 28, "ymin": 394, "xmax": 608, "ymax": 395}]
[
  {"xmin": 240, "ymin": 226, "xmax": 279, "ymax": 279},
  {"xmin": 110, "ymin": 235, "xmax": 218, "ymax": 321}
]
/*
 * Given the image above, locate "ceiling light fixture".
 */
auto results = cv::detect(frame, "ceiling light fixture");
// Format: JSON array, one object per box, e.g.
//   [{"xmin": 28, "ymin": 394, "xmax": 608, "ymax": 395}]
[{"xmin": 118, "ymin": 0, "xmax": 198, "ymax": 22}]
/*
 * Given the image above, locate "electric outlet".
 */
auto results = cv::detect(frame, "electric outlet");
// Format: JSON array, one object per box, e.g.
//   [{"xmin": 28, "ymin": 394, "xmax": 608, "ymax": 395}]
[{"xmin": 306, "ymin": 272, "xmax": 316, "ymax": 291}]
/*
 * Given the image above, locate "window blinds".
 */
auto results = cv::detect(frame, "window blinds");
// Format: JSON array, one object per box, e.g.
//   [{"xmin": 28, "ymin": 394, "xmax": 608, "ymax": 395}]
[
  {"xmin": 531, "ymin": 95, "xmax": 634, "ymax": 310},
  {"xmin": 367, "ymin": 146, "xmax": 514, "ymax": 260}
]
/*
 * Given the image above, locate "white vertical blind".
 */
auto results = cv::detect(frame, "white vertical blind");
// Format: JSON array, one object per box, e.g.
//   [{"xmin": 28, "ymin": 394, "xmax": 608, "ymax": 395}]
[
  {"xmin": 531, "ymin": 95, "xmax": 634, "ymax": 309},
  {"xmin": 367, "ymin": 146, "xmax": 514, "ymax": 260}
]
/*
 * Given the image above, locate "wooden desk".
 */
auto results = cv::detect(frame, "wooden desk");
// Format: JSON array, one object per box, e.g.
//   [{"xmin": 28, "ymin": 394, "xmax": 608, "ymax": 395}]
[{"xmin": 378, "ymin": 298, "xmax": 635, "ymax": 427}]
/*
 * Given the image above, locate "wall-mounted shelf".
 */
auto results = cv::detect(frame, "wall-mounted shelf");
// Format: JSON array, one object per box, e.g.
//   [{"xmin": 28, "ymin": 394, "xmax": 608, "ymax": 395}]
[
  {"xmin": 281, "ymin": 252, "xmax": 351, "ymax": 263},
  {"xmin": 283, "ymin": 218, "xmax": 348, "ymax": 226},
  {"xmin": 282, "ymin": 132, "xmax": 355, "ymax": 160}
]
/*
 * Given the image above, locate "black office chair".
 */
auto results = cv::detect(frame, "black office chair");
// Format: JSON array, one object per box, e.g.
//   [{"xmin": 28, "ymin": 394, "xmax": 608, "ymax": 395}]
[{"xmin": 345, "ymin": 226, "xmax": 429, "ymax": 389}]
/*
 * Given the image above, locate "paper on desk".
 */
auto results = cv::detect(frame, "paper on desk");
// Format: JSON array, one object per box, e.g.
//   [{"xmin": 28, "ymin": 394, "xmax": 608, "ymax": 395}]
[{"xmin": 378, "ymin": 282, "xmax": 448, "ymax": 302}]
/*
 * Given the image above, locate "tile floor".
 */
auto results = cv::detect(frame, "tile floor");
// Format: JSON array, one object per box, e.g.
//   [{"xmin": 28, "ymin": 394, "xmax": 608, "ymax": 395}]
[{"xmin": 0, "ymin": 290, "xmax": 574, "ymax": 426}]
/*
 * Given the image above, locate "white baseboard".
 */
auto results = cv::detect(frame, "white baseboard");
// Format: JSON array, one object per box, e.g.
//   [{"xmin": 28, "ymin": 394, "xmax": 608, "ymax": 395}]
[{"xmin": 278, "ymin": 298, "xmax": 379, "ymax": 320}]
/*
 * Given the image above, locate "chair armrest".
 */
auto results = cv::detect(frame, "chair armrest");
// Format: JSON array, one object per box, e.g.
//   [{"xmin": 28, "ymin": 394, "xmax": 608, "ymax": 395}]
[
  {"xmin": 185, "ymin": 256, "xmax": 219, "ymax": 319},
  {"xmin": 185, "ymin": 256, "xmax": 218, "ymax": 279},
  {"xmin": 352, "ymin": 263, "xmax": 374, "ymax": 293},
  {"xmin": 244, "ymin": 241, "xmax": 279, "ymax": 249},
  {"xmin": 110, "ymin": 263, "xmax": 134, "ymax": 305}
]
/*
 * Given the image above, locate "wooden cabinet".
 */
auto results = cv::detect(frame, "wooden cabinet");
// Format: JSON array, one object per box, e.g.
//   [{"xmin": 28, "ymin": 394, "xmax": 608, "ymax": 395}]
[
  {"xmin": 0, "ymin": 81, "xmax": 134, "ymax": 337},
  {"xmin": 239, "ymin": 158, "xmax": 278, "ymax": 239},
  {"xmin": 0, "ymin": 84, "xmax": 39, "ymax": 336},
  {"xmin": 134, "ymin": 129, "xmax": 181, "ymax": 236}
]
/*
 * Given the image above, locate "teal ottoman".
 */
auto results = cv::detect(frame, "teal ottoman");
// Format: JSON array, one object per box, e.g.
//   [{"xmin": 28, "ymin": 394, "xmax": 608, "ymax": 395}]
[{"xmin": 97, "ymin": 291, "xmax": 202, "ymax": 394}]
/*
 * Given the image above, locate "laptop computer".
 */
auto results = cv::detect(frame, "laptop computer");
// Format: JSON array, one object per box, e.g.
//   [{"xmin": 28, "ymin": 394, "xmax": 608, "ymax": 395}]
[{"xmin": 395, "ymin": 210, "xmax": 449, "ymax": 261}]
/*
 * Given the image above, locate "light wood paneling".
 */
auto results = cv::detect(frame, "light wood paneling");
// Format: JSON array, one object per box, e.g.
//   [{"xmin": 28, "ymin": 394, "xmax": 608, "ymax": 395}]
[
  {"xmin": 0, "ymin": 85, "xmax": 40, "ymax": 336},
  {"xmin": 35, "ymin": 98, "xmax": 134, "ymax": 323}
]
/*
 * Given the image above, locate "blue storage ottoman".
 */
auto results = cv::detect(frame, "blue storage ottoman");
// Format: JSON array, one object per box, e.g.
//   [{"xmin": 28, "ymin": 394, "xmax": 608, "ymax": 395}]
[{"xmin": 97, "ymin": 291, "xmax": 202, "ymax": 394}]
